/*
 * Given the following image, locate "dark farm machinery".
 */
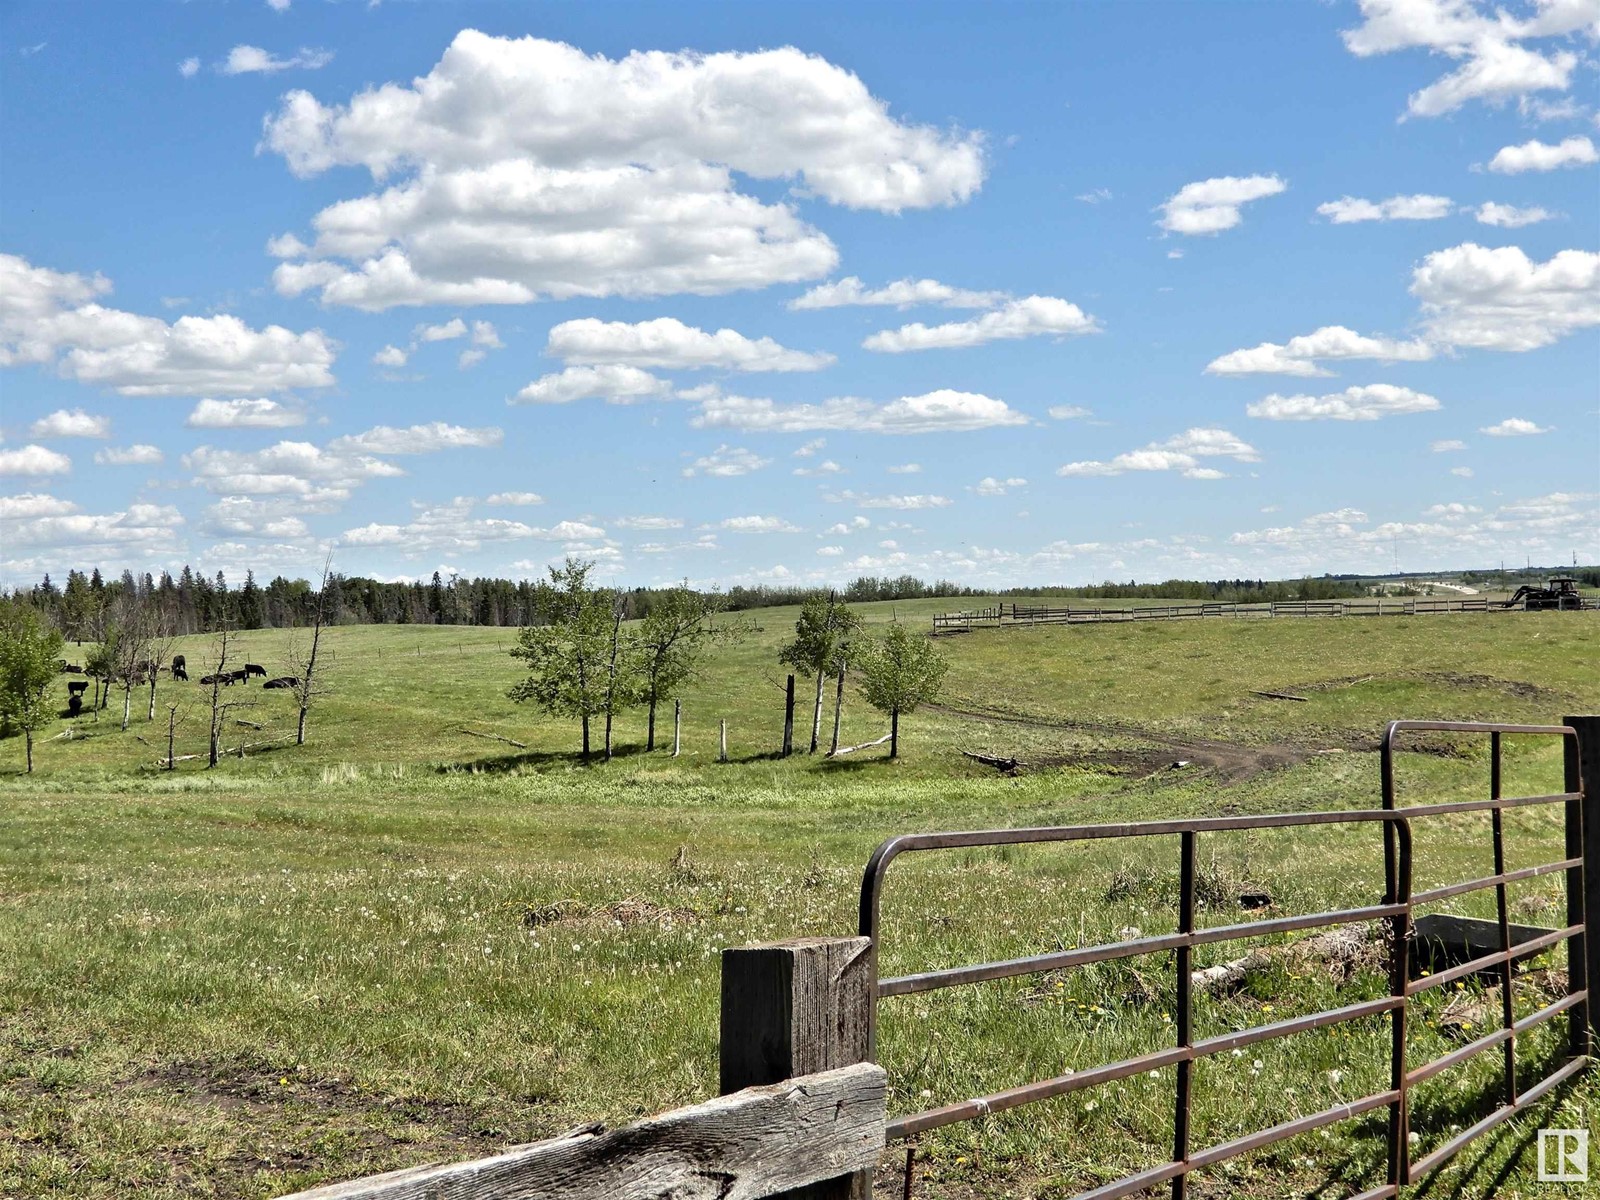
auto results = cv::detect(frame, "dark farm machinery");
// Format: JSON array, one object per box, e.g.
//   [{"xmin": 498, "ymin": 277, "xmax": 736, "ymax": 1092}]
[{"xmin": 1499, "ymin": 575, "xmax": 1586, "ymax": 611}]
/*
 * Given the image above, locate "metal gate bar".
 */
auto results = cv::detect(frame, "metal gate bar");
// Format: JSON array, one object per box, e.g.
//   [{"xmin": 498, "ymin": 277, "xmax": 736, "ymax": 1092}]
[
  {"xmin": 861, "ymin": 718, "xmax": 1590, "ymax": 1198},
  {"xmin": 859, "ymin": 809, "xmax": 1415, "ymax": 1198},
  {"xmin": 1380, "ymin": 720, "xmax": 1588, "ymax": 1186}
]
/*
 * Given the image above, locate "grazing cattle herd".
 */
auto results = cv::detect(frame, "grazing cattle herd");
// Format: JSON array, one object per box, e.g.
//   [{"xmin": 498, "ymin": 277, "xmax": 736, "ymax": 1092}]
[{"xmin": 57, "ymin": 652, "xmax": 298, "ymax": 714}]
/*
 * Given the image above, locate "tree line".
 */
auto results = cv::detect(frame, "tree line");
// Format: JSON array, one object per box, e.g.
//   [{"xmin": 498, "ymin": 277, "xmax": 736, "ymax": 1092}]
[{"xmin": 8, "ymin": 566, "xmax": 1417, "ymax": 641}]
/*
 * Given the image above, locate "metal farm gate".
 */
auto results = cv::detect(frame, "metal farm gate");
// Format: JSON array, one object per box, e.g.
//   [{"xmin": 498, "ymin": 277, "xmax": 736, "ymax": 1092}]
[{"xmin": 859, "ymin": 720, "xmax": 1592, "ymax": 1199}]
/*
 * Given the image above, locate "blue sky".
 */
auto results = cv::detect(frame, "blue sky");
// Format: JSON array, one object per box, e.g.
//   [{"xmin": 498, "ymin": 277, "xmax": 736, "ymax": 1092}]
[{"xmin": 2, "ymin": 0, "xmax": 1596, "ymax": 590}]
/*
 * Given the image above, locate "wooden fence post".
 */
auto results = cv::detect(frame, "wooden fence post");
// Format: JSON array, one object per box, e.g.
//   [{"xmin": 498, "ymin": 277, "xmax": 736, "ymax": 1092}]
[
  {"xmin": 1564, "ymin": 714, "xmax": 1599, "ymax": 1051},
  {"xmin": 721, "ymin": 937, "xmax": 876, "ymax": 1199},
  {"xmin": 782, "ymin": 674, "xmax": 795, "ymax": 757},
  {"xmin": 719, "ymin": 719, "xmax": 728, "ymax": 763}
]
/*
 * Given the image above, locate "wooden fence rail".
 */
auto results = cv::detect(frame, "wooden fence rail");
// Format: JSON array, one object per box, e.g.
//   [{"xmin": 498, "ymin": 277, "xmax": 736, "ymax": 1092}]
[
  {"xmin": 276, "ymin": 1062, "xmax": 885, "ymax": 1200},
  {"xmin": 932, "ymin": 596, "xmax": 1540, "ymax": 632}
]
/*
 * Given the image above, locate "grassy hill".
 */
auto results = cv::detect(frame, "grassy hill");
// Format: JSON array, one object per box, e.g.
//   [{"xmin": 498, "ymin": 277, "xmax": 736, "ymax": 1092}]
[{"xmin": 4, "ymin": 607, "xmax": 1597, "ymax": 1197}]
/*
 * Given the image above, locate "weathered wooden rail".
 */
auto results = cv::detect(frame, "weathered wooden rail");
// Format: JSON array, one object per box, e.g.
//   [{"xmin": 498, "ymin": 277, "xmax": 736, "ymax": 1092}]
[{"xmin": 278, "ymin": 1063, "xmax": 885, "ymax": 1200}]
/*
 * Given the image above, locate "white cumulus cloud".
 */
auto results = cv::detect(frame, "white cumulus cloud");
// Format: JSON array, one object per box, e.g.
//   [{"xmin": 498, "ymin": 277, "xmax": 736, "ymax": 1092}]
[
  {"xmin": 1474, "ymin": 201, "xmax": 1555, "ymax": 227},
  {"xmin": 823, "ymin": 490, "xmax": 952, "ymax": 510},
  {"xmin": 862, "ymin": 295, "xmax": 1099, "ymax": 351},
  {"xmin": 716, "ymin": 515, "xmax": 803, "ymax": 533},
  {"xmin": 1411, "ymin": 243, "xmax": 1600, "ymax": 351},
  {"xmin": 682, "ymin": 445, "xmax": 771, "ymax": 478},
  {"xmin": 29, "ymin": 408, "xmax": 109, "ymax": 439},
  {"xmin": 547, "ymin": 317, "xmax": 833, "ymax": 372},
  {"xmin": 1, "ymin": 252, "xmax": 337, "ymax": 395},
  {"xmin": 1247, "ymin": 384, "xmax": 1441, "ymax": 421},
  {"xmin": 1158, "ymin": 174, "xmax": 1286, "ymax": 235},
  {"xmin": 1480, "ymin": 417, "xmax": 1552, "ymax": 436},
  {"xmin": 1342, "ymin": 0, "xmax": 1592, "ymax": 118},
  {"xmin": 221, "ymin": 45, "xmax": 333, "ymax": 75},
  {"xmin": 789, "ymin": 276, "xmax": 1006, "ymax": 310},
  {"xmin": 1059, "ymin": 428, "xmax": 1258, "ymax": 479},
  {"xmin": 512, "ymin": 364, "xmax": 672, "ymax": 405},
  {"xmin": 94, "ymin": 444, "xmax": 164, "ymax": 466},
  {"xmin": 185, "ymin": 397, "xmax": 307, "ymax": 429},
  {"xmin": 972, "ymin": 476, "xmax": 1027, "ymax": 496},
  {"xmin": 1487, "ymin": 135, "xmax": 1597, "ymax": 173},
  {"xmin": 326, "ymin": 422, "xmax": 503, "ymax": 455},
  {"xmin": 0, "ymin": 445, "xmax": 71, "ymax": 476},
  {"xmin": 486, "ymin": 491, "xmax": 545, "ymax": 506},
  {"xmin": 1317, "ymin": 194, "xmax": 1454, "ymax": 222},
  {"xmin": 261, "ymin": 33, "xmax": 984, "ymax": 309},
  {"xmin": 1205, "ymin": 324, "xmax": 1435, "ymax": 376},
  {"xmin": 185, "ymin": 440, "xmax": 404, "ymax": 500},
  {"xmin": 691, "ymin": 388, "xmax": 1030, "ymax": 435}
]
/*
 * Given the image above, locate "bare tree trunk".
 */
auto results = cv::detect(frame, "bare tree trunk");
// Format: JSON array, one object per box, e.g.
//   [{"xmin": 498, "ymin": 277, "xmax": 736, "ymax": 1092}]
[
  {"xmin": 891, "ymin": 708, "xmax": 899, "ymax": 759},
  {"xmin": 121, "ymin": 682, "xmax": 132, "ymax": 732},
  {"xmin": 208, "ymin": 631, "xmax": 228, "ymax": 768},
  {"xmin": 829, "ymin": 661, "xmax": 847, "ymax": 755},
  {"xmin": 647, "ymin": 695, "xmax": 657, "ymax": 751},
  {"xmin": 147, "ymin": 674, "xmax": 157, "ymax": 722},
  {"xmin": 25, "ymin": 731, "xmax": 33, "ymax": 774},
  {"xmin": 167, "ymin": 707, "xmax": 177, "ymax": 770},
  {"xmin": 673, "ymin": 700, "xmax": 681, "ymax": 757},
  {"xmin": 603, "ymin": 604, "xmax": 623, "ymax": 763},
  {"xmin": 581, "ymin": 715, "xmax": 590, "ymax": 760},
  {"xmin": 809, "ymin": 669, "xmax": 825, "ymax": 754}
]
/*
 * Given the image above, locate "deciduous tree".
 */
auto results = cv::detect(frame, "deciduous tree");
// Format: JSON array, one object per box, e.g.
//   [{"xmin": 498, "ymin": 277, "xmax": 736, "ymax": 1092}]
[
  {"xmin": 0, "ymin": 600, "xmax": 65, "ymax": 773},
  {"xmin": 509, "ymin": 558, "xmax": 617, "ymax": 760},
  {"xmin": 856, "ymin": 622, "xmax": 949, "ymax": 759},
  {"xmin": 637, "ymin": 585, "xmax": 738, "ymax": 751},
  {"xmin": 778, "ymin": 592, "xmax": 860, "ymax": 754}
]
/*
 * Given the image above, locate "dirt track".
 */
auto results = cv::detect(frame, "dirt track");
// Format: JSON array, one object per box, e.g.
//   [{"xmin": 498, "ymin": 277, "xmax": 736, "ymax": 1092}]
[{"xmin": 925, "ymin": 701, "xmax": 1312, "ymax": 784}]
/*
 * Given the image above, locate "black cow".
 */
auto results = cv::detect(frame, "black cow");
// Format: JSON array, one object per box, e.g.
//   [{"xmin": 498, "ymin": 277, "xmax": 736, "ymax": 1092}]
[
  {"xmin": 67, "ymin": 681, "xmax": 89, "ymax": 695},
  {"xmin": 68, "ymin": 694, "xmax": 83, "ymax": 716},
  {"xmin": 230, "ymin": 668, "xmax": 250, "ymax": 684},
  {"xmin": 171, "ymin": 665, "xmax": 188, "ymax": 681},
  {"xmin": 262, "ymin": 676, "xmax": 299, "ymax": 689},
  {"xmin": 244, "ymin": 663, "xmax": 267, "ymax": 678},
  {"xmin": 198, "ymin": 672, "xmax": 230, "ymax": 686},
  {"xmin": 172, "ymin": 654, "xmax": 186, "ymax": 673},
  {"xmin": 59, "ymin": 660, "xmax": 84, "ymax": 674}
]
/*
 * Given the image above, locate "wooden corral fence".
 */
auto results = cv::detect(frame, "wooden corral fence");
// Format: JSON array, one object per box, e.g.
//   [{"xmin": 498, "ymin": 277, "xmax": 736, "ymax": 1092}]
[
  {"xmin": 931, "ymin": 594, "xmax": 1600, "ymax": 633},
  {"xmin": 282, "ymin": 716, "xmax": 1600, "ymax": 1200}
]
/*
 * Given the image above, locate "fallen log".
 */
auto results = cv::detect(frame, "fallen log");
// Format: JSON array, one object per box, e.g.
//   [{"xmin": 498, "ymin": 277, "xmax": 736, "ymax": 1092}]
[
  {"xmin": 1251, "ymin": 690, "xmax": 1308, "ymax": 702},
  {"xmin": 458, "ymin": 727, "xmax": 528, "ymax": 749},
  {"xmin": 828, "ymin": 732, "xmax": 893, "ymax": 758},
  {"xmin": 961, "ymin": 749, "xmax": 1024, "ymax": 772}
]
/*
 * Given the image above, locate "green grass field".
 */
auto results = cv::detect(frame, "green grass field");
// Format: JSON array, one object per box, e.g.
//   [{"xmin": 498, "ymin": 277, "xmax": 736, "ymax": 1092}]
[{"xmin": 3, "ymin": 605, "xmax": 1598, "ymax": 1198}]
